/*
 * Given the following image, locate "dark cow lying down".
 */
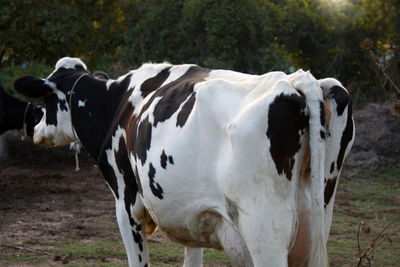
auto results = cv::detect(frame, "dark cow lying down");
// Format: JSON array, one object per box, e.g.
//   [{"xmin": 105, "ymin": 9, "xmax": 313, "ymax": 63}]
[
  {"xmin": 0, "ymin": 84, "xmax": 42, "ymax": 137},
  {"xmin": 14, "ymin": 57, "xmax": 354, "ymax": 267}
]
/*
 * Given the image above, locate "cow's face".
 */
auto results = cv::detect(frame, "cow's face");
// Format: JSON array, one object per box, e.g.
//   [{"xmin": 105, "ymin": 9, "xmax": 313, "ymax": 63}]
[
  {"xmin": 14, "ymin": 57, "xmax": 88, "ymax": 147},
  {"xmin": 33, "ymin": 88, "xmax": 76, "ymax": 146}
]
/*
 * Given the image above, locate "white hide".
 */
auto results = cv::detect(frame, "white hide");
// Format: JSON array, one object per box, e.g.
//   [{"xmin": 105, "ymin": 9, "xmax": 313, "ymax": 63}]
[
  {"xmin": 78, "ymin": 99, "xmax": 87, "ymax": 107},
  {"xmin": 130, "ymin": 69, "xmax": 329, "ymax": 266},
  {"xmin": 34, "ymin": 91, "xmax": 77, "ymax": 147},
  {"xmin": 52, "ymin": 57, "xmax": 87, "ymax": 76}
]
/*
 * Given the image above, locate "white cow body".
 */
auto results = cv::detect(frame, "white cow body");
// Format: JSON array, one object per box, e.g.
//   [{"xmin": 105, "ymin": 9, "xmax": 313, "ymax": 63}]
[
  {"xmin": 14, "ymin": 57, "xmax": 355, "ymax": 267},
  {"xmin": 127, "ymin": 69, "xmax": 325, "ymax": 266}
]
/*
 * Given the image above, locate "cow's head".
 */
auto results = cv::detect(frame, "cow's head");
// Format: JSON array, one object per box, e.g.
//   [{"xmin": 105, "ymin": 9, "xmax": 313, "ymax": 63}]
[{"xmin": 13, "ymin": 57, "xmax": 89, "ymax": 147}]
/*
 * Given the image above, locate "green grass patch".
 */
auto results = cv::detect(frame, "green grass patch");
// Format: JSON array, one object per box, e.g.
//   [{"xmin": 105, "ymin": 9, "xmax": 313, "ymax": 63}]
[
  {"xmin": 148, "ymin": 240, "xmax": 183, "ymax": 265},
  {"xmin": 1, "ymin": 238, "xmax": 126, "ymax": 266},
  {"xmin": 203, "ymin": 248, "xmax": 230, "ymax": 262},
  {"xmin": 64, "ymin": 261, "xmax": 126, "ymax": 267},
  {"xmin": 51, "ymin": 238, "xmax": 126, "ymax": 259},
  {"xmin": 0, "ymin": 247, "xmax": 52, "ymax": 265},
  {"xmin": 148, "ymin": 240, "xmax": 229, "ymax": 267},
  {"xmin": 327, "ymin": 167, "xmax": 400, "ymax": 266},
  {"xmin": 2, "ymin": 238, "xmax": 230, "ymax": 266}
]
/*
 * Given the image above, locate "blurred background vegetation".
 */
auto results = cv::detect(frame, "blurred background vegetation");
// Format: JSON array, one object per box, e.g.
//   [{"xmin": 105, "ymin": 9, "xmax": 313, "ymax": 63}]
[{"xmin": 1, "ymin": 0, "xmax": 399, "ymax": 106}]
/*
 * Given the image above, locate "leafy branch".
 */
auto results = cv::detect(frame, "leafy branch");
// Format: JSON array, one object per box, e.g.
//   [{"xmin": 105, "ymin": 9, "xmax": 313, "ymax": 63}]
[
  {"xmin": 361, "ymin": 38, "xmax": 400, "ymax": 116},
  {"xmin": 361, "ymin": 38, "xmax": 400, "ymax": 96}
]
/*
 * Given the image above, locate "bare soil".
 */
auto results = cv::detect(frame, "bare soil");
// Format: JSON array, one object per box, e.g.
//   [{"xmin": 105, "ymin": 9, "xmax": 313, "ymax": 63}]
[
  {"xmin": 0, "ymin": 133, "xmax": 117, "ymax": 263},
  {"xmin": 0, "ymin": 132, "xmax": 172, "ymax": 266}
]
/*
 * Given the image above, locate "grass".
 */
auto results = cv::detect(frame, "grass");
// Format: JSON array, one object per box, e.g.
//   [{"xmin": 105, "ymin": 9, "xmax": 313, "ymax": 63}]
[
  {"xmin": 148, "ymin": 240, "xmax": 230, "ymax": 267},
  {"xmin": 1, "ymin": 238, "xmax": 126, "ymax": 265},
  {"xmin": 327, "ymin": 167, "xmax": 400, "ymax": 267},
  {"xmin": 2, "ymin": 252, "xmax": 52, "ymax": 265},
  {"xmin": 1, "ymin": 167, "xmax": 399, "ymax": 266},
  {"xmin": 1, "ymin": 238, "xmax": 229, "ymax": 266}
]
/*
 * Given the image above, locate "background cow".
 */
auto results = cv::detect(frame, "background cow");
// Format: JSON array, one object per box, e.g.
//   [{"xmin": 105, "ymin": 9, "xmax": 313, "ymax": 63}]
[
  {"xmin": 14, "ymin": 57, "xmax": 354, "ymax": 267},
  {"xmin": 0, "ymin": 84, "xmax": 43, "ymax": 137},
  {"xmin": 0, "ymin": 84, "xmax": 43, "ymax": 166}
]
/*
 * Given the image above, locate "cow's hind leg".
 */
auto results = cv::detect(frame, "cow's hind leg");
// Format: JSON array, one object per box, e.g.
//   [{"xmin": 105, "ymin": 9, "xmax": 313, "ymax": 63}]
[
  {"xmin": 183, "ymin": 247, "xmax": 203, "ymax": 267},
  {"xmin": 216, "ymin": 220, "xmax": 253, "ymax": 267},
  {"xmin": 115, "ymin": 197, "xmax": 149, "ymax": 267}
]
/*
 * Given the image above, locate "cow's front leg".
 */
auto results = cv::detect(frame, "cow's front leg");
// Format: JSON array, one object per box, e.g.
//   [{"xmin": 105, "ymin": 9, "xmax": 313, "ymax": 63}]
[
  {"xmin": 115, "ymin": 198, "xmax": 149, "ymax": 267},
  {"xmin": 183, "ymin": 247, "xmax": 203, "ymax": 267}
]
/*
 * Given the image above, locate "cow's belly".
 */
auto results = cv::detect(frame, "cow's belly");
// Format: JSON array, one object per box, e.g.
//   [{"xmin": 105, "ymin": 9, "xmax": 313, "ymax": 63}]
[
  {"xmin": 135, "ymin": 121, "xmax": 228, "ymax": 248},
  {"xmin": 140, "ymin": 165, "xmax": 226, "ymax": 248}
]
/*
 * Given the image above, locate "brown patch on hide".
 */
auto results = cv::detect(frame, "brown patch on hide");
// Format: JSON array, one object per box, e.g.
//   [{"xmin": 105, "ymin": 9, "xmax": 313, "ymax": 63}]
[
  {"xmin": 288, "ymin": 140, "xmax": 311, "ymax": 267},
  {"xmin": 324, "ymin": 100, "xmax": 332, "ymax": 130},
  {"xmin": 144, "ymin": 210, "xmax": 158, "ymax": 235},
  {"xmin": 299, "ymin": 139, "xmax": 311, "ymax": 183}
]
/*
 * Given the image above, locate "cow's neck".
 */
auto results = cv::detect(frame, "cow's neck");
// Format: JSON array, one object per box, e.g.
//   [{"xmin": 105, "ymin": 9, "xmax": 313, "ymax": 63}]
[{"xmin": 70, "ymin": 74, "xmax": 131, "ymax": 160}]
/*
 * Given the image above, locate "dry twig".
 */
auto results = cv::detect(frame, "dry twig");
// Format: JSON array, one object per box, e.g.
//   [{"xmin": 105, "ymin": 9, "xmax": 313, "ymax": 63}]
[
  {"xmin": 356, "ymin": 216, "xmax": 400, "ymax": 266},
  {"xmin": 1, "ymin": 243, "xmax": 53, "ymax": 255}
]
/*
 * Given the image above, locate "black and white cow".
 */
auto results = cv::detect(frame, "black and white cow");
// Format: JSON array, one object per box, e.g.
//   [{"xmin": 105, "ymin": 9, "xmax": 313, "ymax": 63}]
[
  {"xmin": 0, "ymin": 84, "xmax": 43, "ymax": 137},
  {"xmin": 14, "ymin": 57, "xmax": 354, "ymax": 267}
]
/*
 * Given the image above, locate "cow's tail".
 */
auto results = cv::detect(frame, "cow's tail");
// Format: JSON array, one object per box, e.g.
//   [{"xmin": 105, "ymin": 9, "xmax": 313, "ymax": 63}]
[{"xmin": 290, "ymin": 70, "xmax": 328, "ymax": 267}]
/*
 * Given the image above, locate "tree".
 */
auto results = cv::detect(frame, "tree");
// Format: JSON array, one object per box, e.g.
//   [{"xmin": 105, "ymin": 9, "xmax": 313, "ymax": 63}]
[
  {"xmin": 120, "ymin": 0, "xmax": 292, "ymax": 73},
  {"xmin": 0, "ymin": 0, "xmax": 124, "ymax": 66},
  {"xmin": 1, "ymin": 0, "xmax": 399, "ymax": 105},
  {"xmin": 339, "ymin": 0, "xmax": 400, "ymax": 102}
]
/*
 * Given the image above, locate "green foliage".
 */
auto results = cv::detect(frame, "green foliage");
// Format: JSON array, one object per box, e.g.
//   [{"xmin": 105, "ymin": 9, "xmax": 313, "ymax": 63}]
[
  {"xmin": 120, "ymin": 0, "xmax": 292, "ymax": 73},
  {"xmin": 0, "ymin": 0, "xmax": 123, "ymax": 66},
  {"xmin": 181, "ymin": 0, "xmax": 270, "ymax": 72},
  {"xmin": 0, "ymin": 62, "xmax": 52, "ymax": 93},
  {"xmin": 0, "ymin": 0, "xmax": 399, "ymax": 103}
]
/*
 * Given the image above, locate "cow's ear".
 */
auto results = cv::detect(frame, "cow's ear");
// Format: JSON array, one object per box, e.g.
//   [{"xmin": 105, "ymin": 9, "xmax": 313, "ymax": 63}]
[{"xmin": 13, "ymin": 75, "xmax": 55, "ymax": 98}]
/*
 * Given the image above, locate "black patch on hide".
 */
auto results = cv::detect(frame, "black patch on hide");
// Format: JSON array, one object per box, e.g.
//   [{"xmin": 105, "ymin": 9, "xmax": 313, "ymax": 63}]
[
  {"xmin": 148, "ymin": 163, "xmax": 164, "ymax": 199},
  {"xmin": 150, "ymin": 66, "xmax": 210, "ymax": 128},
  {"xmin": 324, "ymin": 177, "xmax": 337, "ymax": 208},
  {"xmin": 140, "ymin": 67, "xmax": 171, "ymax": 98},
  {"xmin": 136, "ymin": 116, "xmax": 152, "ymax": 165},
  {"xmin": 266, "ymin": 93, "xmax": 309, "ymax": 180},
  {"xmin": 329, "ymin": 86, "xmax": 350, "ymax": 116},
  {"xmin": 336, "ymin": 101, "xmax": 354, "ymax": 170}
]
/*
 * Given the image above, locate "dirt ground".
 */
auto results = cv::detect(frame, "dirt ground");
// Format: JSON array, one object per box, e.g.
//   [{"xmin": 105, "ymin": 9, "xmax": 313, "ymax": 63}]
[
  {"xmin": 0, "ymin": 102, "xmax": 399, "ymax": 266},
  {"xmin": 0, "ymin": 131, "xmax": 173, "ymax": 265},
  {"xmin": 0, "ymin": 133, "xmax": 115, "ymax": 262}
]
